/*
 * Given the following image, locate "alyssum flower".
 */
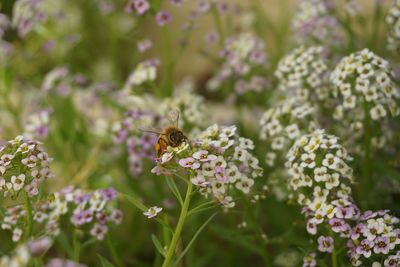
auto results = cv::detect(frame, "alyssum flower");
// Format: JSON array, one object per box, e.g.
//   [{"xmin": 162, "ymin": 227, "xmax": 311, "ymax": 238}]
[
  {"xmin": 286, "ymin": 130, "xmax": 358, "ymax": 230},
  {"xmin": 346, "ymin": 210, "xmax": 400, "ymax": 266},
  {"xmin": 275, "ymin": 46, "xmax": 330, "ymax": 102},
  {"xmin": 0, "ymin": 135, "xmax": 53, "ymax": 199},
  {"xmin": 155, "ymin": 124, "xmax": 263, "ymax": 208},
  {"xmin": 386, "ymin": 0, "xmax": 400, "ymax": 52},
  {"xmin": 330, "ymin": 49, "xmax": 400, "ymax": 123},
  {"xmin": 206, "ymin": 33, "xmax": 269, "ymax": 96},
  {"xmin": 291, "ymin": 0, "xmax": 342, "ymax": 47},
  {"xmin": 1, "ymin": 187, "xmax": 123, "ymax": 242}
]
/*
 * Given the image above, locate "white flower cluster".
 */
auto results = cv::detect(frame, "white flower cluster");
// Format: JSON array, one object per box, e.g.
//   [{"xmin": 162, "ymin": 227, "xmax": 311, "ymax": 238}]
[
  {"xmin": 124, "ymin": 60, "xmax": 157, "ymax": 89},
  {"xmin": 292, "ymin": 0, "xmax": 342, "ymax": 46},
  {"xmin": 260, "ymin": 98, "xmax": 318, "ymax": 167},
  {"xmin": 41, "ymin": 66, "xmax": 85, "ymax": 96},
  {"xmin": 0, "ymin": 135, "xmax": 53, "ymax": 199},
  {"xmin": 286, "ymin": 130, "xmax": 355, "ymax": 224},
  {"xmin": 12, "ymin": 0, "xmax": 49, "ymax": 37},
  {"xmin": 157, "ymin": 124, "xmax": 263, "ymax": 208},
  {"xmin": 160, "ymin": 92, "xmax": 209, "ymax": 131},
  {"xmin": 275, "ymin": 46, "xmax": 329, "ymax": 101},
  {"xmin": 386, "ymin": 0, "xmax": 400, "ymax": 52},
  {"xmin": 206, "ymin": 33, "xmax": 268, "ymax": 95},
  {"xmin": 0, "ymin": 244, "xmax": 30, "ymax": 267},
  {"xmin": 1, "ymin": 187, "xmax": 122, "ymax": 242},
  {"xmin": 330, "ymin": 49, "xmax": 400, "ymax": 122},
  {"xmin": 0, "ymin": 237, "xmax": 53, "ymax": 266},
  {"xmin": 24, "ymin": 109, "xmax": 51, "ymax": 140}
]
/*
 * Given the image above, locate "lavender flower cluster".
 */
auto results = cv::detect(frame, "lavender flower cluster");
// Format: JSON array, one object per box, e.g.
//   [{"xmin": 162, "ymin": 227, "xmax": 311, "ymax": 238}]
[
  {"xmin": 291, "ymin": 0, "xmax": 342, "ymax": 46},
  {"xmin": 347, "ymin": 210, "xmax": 400, "ymax": 266},
  {"xmin": 23, "ymin": 109, "xmax": 52, "ymax": 140},
  {"xmin": 386, "ymin": 0, "xmax": 400, "ymax": 52},
  {"xmin": 12, "ymin": 0, "xmax": 49, "ymax": 37},
  {"xmin": 206, "ymin": 33, "xmax": 269, "ymax": 96},
  {"xmin": 113, "ymin": 110, "xmax": 159, "ymax": 177},
  {"xmin": 1, "ymin": 187, "xmax": 122, "ymax": 242},
  {"xmin": 0, "ymin": 135, "xmax": 53, "ymax": 199},
  {"xmin": 156, "ymin": 124, "xmax": 263, "ymax": 208}
]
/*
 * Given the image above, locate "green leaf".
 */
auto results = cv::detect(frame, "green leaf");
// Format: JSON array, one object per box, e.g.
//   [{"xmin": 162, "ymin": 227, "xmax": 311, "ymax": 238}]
[
  {"xmin": 210, "ymin": 225, "xmax": 263, "ymax": 255},
  {"xmin": 98, "ymin": 254, "xmax": 116, "ymax": 267},
  {"xmin": 152, "ymin": 234, "xmax": 165, "ymax": 257},
  {"xmin": 187, "ymin": 201, "xmax": 216, "ymax": 217},
  {"xmin": 166, "ymin": 176, "xmax": 183, "ymax": 206},
  {"xmin": 123, "ymin": 193, "xmax": 147, "ymax": 212},
  {"xmin": 173, "ymin": 213, "xmax": 218, "ymax": 266},
  {"xmin": 56, "ymin": 232, "xmax": 73, "ymax": 259}
]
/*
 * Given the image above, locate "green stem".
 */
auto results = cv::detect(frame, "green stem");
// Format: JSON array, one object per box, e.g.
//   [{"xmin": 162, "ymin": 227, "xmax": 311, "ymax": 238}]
[
  {"xmin": 370, "ymin": 2, "xmax": 382, "ymax": 49},
  {"xmin": 106, "ymin": 233, "xmax": 123, "ymax": 267},
  {"xmin": 161, "ymin": 27, "xmax": 174, "ymax": 97},
  {"xmin": 363, "ymin": 101, "xmax": 371, "ymax": 182},
  {"xmin": 211, "ymin": 4, "xmax": 225, "ymax": 46},
  {"xmin": 72, "ymin": 230, "xmax": 80, "ymax": 262},
  {"xmin": 24, "ymin": 192, "xmax": 33, "ymax": 240},
  {"xmin": 331, "ymin": 247, "xmax": 338, "ymax": 267},
  {"xmin": 161, "ymin": 181, "xmax": 194, "ymax": 267}
]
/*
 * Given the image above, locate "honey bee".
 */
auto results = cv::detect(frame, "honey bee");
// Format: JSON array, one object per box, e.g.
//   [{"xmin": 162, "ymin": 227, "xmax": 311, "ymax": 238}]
[{"xmin": 142, "ymin": 110, "xmax": 188, "ymax": 158}]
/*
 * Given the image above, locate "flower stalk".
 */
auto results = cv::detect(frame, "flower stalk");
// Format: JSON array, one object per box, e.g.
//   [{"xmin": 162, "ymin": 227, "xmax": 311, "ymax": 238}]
[
  {"xmin": 161, "ymin": 179, "xmax": 194, "ymax": 267},
  {"xmin": 24, "ymin": 192, "xmax": 33, "ymax": 240}
]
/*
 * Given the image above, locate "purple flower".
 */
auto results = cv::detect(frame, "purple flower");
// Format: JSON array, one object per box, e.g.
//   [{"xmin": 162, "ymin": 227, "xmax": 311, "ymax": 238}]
[
  {"xmin": 384, "ymin": 254, "xmax": 400, "ymax": 267},
  {"xmin": 28, "ymin": 237, "xmax": 53, "ymax": 256},
  {"xmin": 74, "ymin": 192, "xmax": 91, "ymax": 204},
  {"xmin": 351, "ymin": 223, "xmax": 366, "ymax": 240},
  {"xmin": 126, "ymin": 0, "xmax": 150, "ymax": 15},
  {"xmin": 99, "ymin": 188, "xmax": 117, "ymax": 201},
  {"xmin": 90, "ymin": 223, "xmax": 108, "ymax": 240},
  {"xmin": 108, "ymin": 209, "xmax": 123, "ymax": 224},
  {"xmin": 137, "ymin": 39, "xmax": 152, "ymax": 52},
  {"xmin": 178, "ymin": 157, "xmax": 200, "ymax": 169},
  {"xmin": 360, "ymin": 210, "xmax": 377, "ymax": 221},
  {"xmin": 329, "ymin": 218, "xmax": 348, "ymax": 233},
  {"xmin": 71, "ymin": 210, "xmax": 93, "ymax": 226},
  {"xmin": 317, "ymin": 236, "xmax": 334, "ymax": 253},
  {"xmin": 169, "ymin": 0, "xmax": 184, "ymax": 6},
  {"xmin": 204, "ymin": 31, "xmax": 219, "ymax": 44},
  {"xmin": 46, "ymin": 258, "xmax": 87, "ymax": 267},
  {"xmin": 373, "ymin": 236, "xmax": 390, "ymax": 254},
  {"xmin": 156, "ymin": 11, "xmax": 172, "ymax": 26},
  {"xmin": 96, "ymin": 211, "xmax": 107, "ymax": 224},
  {"xmin": 197, "ymin": 0, "xmax": 210, "ymax": 14},
  {"xmin": 306, "ymin": 219, "xmax": 317, "ymax": 235},
  {"xmin": 356, "ymin": 239, "xmax": 375, "ymax": 258},
  {"xmin": 215, "ymin": 166, "xmax": 228, "ymax": 183}
]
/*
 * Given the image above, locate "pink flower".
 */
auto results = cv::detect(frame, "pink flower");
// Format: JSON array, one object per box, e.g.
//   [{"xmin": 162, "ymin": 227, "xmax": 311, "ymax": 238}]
[
  {"xmin": 178, "ymin": 157, "xmax": 200, "ymax": 169},
  {"xmin": 126, "ymin": 0, "xmax": 150, "ymax": 15},
  {"xmin": 192, "ymin": 150, "xmax": 217, "ymax": 162},
  {"xmin": 156, "ymin": 11, "xmax": 172, "ymax": 26},
  {"xmin": 317, "ymin": 236, "xmax": 334, "ymax": 253}
]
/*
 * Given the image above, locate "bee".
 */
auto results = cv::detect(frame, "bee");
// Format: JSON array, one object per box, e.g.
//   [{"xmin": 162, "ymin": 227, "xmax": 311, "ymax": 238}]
[{"xmin": 142, "ymin": 110, "xmax": 188, "ymax": 158}]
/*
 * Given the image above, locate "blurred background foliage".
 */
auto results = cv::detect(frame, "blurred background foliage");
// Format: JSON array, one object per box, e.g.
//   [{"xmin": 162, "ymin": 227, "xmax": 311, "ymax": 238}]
[{"xmin": 0, "ymin": 0, "xmax": 399, "ymax": 266}]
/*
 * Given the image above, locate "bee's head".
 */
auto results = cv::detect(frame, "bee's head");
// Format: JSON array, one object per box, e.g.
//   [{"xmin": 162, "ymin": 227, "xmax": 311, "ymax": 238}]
[{"xmin": 168, "ymin": 128, "xmax": 187, "ymax": 146}]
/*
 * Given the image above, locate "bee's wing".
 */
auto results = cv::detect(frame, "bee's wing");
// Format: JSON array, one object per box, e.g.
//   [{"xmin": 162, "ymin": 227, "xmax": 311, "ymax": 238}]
[
  {"xmin": 167, "ymin": 108, "xmax": 181, "ymax": 128},
  {"xmin": 139, "ymin": 126, "xmax": 163, "ymax": 135}
]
